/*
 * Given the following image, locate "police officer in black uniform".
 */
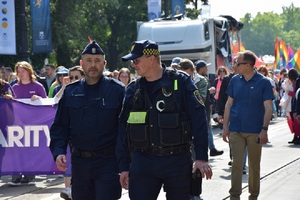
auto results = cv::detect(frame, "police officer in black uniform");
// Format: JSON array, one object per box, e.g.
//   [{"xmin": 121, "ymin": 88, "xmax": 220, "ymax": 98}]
[
  {"xmin": 116, "ymin": 40, "xmax": 213, "ymax": 200},
  {"xmin": 50, "ymin": 41, "xmax": 124, "ymax": 200}
]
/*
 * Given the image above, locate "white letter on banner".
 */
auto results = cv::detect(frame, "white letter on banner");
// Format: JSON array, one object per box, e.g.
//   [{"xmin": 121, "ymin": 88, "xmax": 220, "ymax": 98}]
[
  {"xmin": 29, "ymin": 126, "xmax": 44, "ymax": 147},
  {"xmin": 7, "ymin": 126, "xmax": 24, "ymax": 147},
  {"xmin": 0, "ymin": 129, "xmax": 8, "ymax": 147},
  {"xmin": 43, "ymin": 125, "xmax": 51, "ymax": 147},
  {"xmin": 24, "ymin": 126, "xmax": 31, "ymax": 147}
]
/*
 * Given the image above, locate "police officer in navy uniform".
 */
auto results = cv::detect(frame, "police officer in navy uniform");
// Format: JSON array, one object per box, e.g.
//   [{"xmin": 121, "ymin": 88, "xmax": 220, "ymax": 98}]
[
  {"xmin": 50, "ymin": 41, "xmax": 124, "ymax": 200},
  {"xmin": 116, "ymin": 40, "xmax": 213, "ymax": 200}
]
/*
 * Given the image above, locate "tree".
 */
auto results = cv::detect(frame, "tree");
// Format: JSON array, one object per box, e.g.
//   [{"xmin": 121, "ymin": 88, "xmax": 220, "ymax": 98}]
[
  {"xmin": 240, "ymin": 3, "xmax": 300, "ymax": 56},
  {"xmin": 241, "ymin": 12, "xmax": 283, "ymax": 56},
  {"xmin": 98, "ymin": 0, "xmax": 147, "ymax": 71}
]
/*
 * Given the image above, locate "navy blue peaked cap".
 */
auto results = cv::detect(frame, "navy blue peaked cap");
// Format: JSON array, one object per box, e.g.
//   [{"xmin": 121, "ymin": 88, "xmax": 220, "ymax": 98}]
[
  {"xmin": 195, "ymin": 60, "xmax": 211, "ymax": 72},
  {"xmin": 122, "ymin": 40, "xmax": 159, "ymax": 61},
  {"xmin": 81, "ymin": 40, "xmax": 105, "ymax": 55}
]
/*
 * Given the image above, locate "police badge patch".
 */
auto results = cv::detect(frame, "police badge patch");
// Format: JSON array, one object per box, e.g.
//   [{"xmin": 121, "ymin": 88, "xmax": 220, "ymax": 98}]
[
  {"xmin": 193, "ymin": 90, "xmax": 204, "ymax": 106},
  {"xmin": 131, "ymin": 44, "xmax": 135, "ymax": 52}
]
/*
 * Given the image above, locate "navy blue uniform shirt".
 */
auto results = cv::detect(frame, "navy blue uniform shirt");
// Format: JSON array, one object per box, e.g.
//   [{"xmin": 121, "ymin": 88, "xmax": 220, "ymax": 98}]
[{"xmin": 50, "ymin": 76, "xmax": 125, "ymax": 160}]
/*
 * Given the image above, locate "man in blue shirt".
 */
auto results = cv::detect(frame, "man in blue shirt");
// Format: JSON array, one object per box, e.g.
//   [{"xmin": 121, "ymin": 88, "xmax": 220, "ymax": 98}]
[{"xmin": 222, "ymin": 50, "xmax": 273, "ymax": 200}]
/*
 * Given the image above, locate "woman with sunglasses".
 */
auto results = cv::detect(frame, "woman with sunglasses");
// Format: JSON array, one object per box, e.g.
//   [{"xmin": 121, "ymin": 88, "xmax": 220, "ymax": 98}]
[
  {"xmin": 214, "ymin": 66, "xmax": 228, "ymax": 101},
  {"xmin": 69, "ymin": 65, "xmax": 85, "ymax": 82},
  {"xmin": 213, "ymin": 66, "xmax": 228, "ymax": 133},
  {"xmin": 48, "ymin": 66, "xmax": 67, "ymax": 98},
  {"xmin": 53, "ymin": 66, "xmax": 84, "ymax": 101},
  {"xmin": 52, "ymin": 67, "xmax": 69, "ymax": 98}
]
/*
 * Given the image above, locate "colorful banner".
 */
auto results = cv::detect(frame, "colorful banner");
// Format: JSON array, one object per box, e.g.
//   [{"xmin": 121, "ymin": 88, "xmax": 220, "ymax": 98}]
[
  {"xmin": 30, "ymin": 0, "xmax": 52, "ymax": 54},
  {"xmin": 147, "ymin": 0, "xmax": 161, "ymax": 21},
  {"xmin": 279, "ymin": 39, "xmax": 288, "ymax": 67},
  {"xmin": 0, "ymin": 98, "xmax": 65, "ymax": 175},
  {"xmin": 274, "ymin": 37, "xmax": 280, "ymax": 69},
  {"xmin": 287, "ymin": 45, "xmax": 295, "ymax": 69},
  {"xmin": 289, "ymin": 49, "xmax": 300, "ymax": 72},
  {"xmin": 231, "ymin": 41, "xmax": 245, "ymax": 55},
  {"xmin": 0, "ymin": 0, "xmax": 16, "ymax": 55},
  {"xmin": 171, "ymin": 0, "xmax": 184, "ymax": 16}
]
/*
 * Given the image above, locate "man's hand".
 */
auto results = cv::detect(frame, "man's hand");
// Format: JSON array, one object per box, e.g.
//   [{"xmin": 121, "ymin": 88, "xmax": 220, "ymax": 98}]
[
  {"xmin": 120, "ymin": 171, "xmax": 129, "ymax": 190},
  {"xmin": 193, "ymin": 160, "xmax": 213, "ymax": 180},
  {"xmin": 55, "ymin": 154, "xmax": 68, "ymax": 171},
  {"xmin": 62, "ymin": 76, "xmax": 70, "ymax": 86},
  {"xmin": 258, "ymin": 130, "xmax": 269, "ymax": 144},
  {"xmin": 208, "ymin": 87, "xmax": 216, "ymax": 94},
  {"xmin": 2, "ymin": 94, "xmax": 13, "ymax": 100},
  {"xmin": 222, "ymin": 127, "xmax": 230, "ymax": 143},
  {"xmin": 217, "ymin": 115, "xmax": 223, "ymax": 124}
]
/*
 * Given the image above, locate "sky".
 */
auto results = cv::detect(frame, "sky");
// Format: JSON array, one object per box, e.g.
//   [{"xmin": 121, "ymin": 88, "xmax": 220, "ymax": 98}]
[{"xmin": 208, "ymin": 0, "xmax": 300, "ymax": 20}]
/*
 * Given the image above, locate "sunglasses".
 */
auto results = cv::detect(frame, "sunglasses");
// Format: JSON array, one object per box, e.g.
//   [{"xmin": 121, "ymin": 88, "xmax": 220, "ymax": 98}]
[
  {"xmin": 219, "ymin": 70, "xmax": 226, "ymax": 73},
  {"xmin": 131, "ymin": 55, "xmax": 152, "ymax": 65},
  {"xmin": 58, "ymin": 74, "xmax": 68, "ymax": 77},
  {"xmin": 70, "ymin": 75, "xmax": 80, "ymax": 80},
  {"xmin": 234, "ymin": 61, "xmax": 249, "ymax": 67}
]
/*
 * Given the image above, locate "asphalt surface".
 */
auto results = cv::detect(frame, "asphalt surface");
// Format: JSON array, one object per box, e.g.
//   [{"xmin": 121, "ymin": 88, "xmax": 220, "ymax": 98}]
[{"xmin": 0, "ymin": 117, "xmax": 299, "ymax": 200}]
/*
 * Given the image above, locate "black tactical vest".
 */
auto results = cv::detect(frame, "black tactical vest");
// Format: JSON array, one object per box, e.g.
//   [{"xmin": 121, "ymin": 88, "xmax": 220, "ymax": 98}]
[{"xmin": 127, "ymin": 70, "xmax": 191, "ymax": 151}]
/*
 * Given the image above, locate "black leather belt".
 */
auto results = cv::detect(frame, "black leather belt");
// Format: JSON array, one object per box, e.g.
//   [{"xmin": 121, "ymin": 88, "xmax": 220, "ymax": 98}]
[
  {"xmin": 72, "ymin": 146, "xmax": 115, "ymax": 158},
  {"xmin": 133, "ymin": 144, "xmax": 191, "ymax": 156}
]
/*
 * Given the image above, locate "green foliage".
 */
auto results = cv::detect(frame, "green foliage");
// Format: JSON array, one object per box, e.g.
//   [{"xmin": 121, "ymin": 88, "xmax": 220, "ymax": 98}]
[
  {"xmin": 240, "ymin": 3, "xmax": 300, "ymax": 56},
  {"xmin": 185, "ymin": 8, "xmax": 200, "ymax": 19}
]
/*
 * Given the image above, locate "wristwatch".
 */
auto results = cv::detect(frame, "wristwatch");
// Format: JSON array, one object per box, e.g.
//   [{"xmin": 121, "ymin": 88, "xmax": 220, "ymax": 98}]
[{"xmin": 262, "ymin": 126, "xmax": 268, "ymax": 131}]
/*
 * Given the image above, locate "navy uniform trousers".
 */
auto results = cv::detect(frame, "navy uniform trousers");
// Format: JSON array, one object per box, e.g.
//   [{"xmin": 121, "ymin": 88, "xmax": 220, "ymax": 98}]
[
  {"xmin": 129, "ymin": 151, "xmax": 192, "ymax": 200},
  {"xmin": 71, "ymin": 154, "xmax": 121, "ymax": 200}
]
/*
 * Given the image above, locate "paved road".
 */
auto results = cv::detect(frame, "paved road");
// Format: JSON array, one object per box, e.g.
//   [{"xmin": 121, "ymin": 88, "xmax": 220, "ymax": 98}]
[{"xmin": 0, "ymin": 117, "xmax": 299, "ymax": 200}]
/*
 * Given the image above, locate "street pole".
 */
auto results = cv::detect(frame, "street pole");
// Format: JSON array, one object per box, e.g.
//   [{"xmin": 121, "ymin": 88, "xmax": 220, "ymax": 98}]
[
  {"xmin": 164, "ymin": 0, "xmax": 169, "ymax": 17},
  {"xmin": 18, "ymin": 0, "xmax": 29, "ymax": 62}
]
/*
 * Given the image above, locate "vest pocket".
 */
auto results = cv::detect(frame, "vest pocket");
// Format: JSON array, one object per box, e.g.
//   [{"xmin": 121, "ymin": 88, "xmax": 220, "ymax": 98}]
[
  {"xmin": 128, "ymin": 124, "xmax": 149, "ymax": 148},
  {"xmin": 158, "ymin": 113, "xmax": 181, "ymax": 145}
]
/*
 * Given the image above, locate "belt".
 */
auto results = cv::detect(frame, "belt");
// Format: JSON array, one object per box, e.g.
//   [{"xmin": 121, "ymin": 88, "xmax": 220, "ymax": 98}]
[
  {"xmin": 133, "ymin": 144, "xmax": 191, "ymax": 156},
  {"xmin": 72, "ymin": 146, "xmax": 115, "ymax": 158}
]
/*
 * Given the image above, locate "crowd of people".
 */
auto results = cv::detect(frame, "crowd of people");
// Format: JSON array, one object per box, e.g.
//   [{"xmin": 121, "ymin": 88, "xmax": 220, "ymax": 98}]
[{"xmin": 1, "ymin": 39, "xmax": 300, "ymax": 200}]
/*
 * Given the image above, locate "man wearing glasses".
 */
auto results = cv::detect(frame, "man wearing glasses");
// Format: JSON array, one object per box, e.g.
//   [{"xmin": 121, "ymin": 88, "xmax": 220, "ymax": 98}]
[
  {"xmin": 117, "ymin": 40, "xmax": 212, "ymax": 200},
  {"xmin": 222, "ymin": 50, "xmax": 273, "ymax": 200}
]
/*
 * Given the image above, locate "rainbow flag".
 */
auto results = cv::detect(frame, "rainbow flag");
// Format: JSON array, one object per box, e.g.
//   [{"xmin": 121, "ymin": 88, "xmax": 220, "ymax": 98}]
[
  {"xmin": 279, "ymin": 39, "xmax": 289, "ymax": 67},
  {"xmin": 230, "ymin": 41, "xmax": 236, "ymax": 54},
  {"xmin": 239, "ymin": 41, "xmax": 245, "ymax": 52},
  {"xmin": 231, "ymin": 41, "xmax": 239, "ymax": 54},
  {"xmin": 274, "ymin": 37, "xmax": 280, "ymax": 69},
  {"xmin": 289, "ymin": 49, "xmax": 300, "ymax": 72},
  {"xmin": 230, "ymin": 41, "xmax": 245, "ymax": 55},
  {"xmin": 287, "ymin": 46, "xmax": 295, "ymax": 69}
]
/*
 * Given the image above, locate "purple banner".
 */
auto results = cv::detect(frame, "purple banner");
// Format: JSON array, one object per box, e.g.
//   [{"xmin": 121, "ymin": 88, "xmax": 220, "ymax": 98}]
[{"xmin": 0, "ymin": 99, "xmax": 65, "ymax": 175}]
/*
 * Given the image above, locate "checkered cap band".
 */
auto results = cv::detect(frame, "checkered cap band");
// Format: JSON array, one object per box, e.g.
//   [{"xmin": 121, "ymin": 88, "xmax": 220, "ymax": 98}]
[{"xmin": 143, "ymin": 48, "xmax": 160, "ymax": 55}]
